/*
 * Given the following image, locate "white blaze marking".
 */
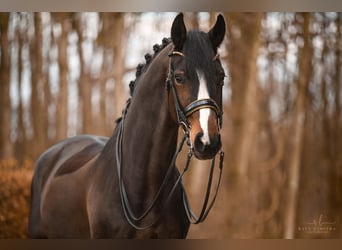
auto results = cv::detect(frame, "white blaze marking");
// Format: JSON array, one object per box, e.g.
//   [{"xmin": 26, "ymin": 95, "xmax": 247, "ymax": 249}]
[{"xmin": 197, "ymin": 70, "xmax": 211, "ymax": 145}]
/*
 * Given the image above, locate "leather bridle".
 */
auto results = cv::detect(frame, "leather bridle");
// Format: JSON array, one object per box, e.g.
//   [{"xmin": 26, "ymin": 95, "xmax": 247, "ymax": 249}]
[
  {"xmin": 115, "ymin": 49, "xmax": 225, "ymax": 230},
  {"xmin": 166, "ymin": 50, "xmax": 223, "ymax": 132}
]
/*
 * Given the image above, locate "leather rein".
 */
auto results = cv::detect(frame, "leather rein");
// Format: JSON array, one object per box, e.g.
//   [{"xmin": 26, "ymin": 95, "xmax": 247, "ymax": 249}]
[{"xmin": 115, "ymin": 49, "xmax": 225, "ymax": 230}]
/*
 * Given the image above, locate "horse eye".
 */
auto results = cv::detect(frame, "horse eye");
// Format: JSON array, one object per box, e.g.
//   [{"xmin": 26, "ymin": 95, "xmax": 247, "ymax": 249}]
[
  {"xmin": 174, "ymin": 74, "xmax": 185, "ymax": 84},
  {"xmin": 218, "ymin": 72, "xmax": 225, "ymax": 85}
]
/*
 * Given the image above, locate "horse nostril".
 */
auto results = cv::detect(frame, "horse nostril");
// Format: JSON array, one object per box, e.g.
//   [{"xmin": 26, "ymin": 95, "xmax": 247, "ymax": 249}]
[
  {"xmin": 194, "ymin": 133, "xmax": 206, "ymax": 152},
  {"xmin": 211, "ymin": 134, "xmax": 221, "ymax": 148},
  {"xmin": 194, "ymin": 133, "xmax": 221, "ymax": 157}
]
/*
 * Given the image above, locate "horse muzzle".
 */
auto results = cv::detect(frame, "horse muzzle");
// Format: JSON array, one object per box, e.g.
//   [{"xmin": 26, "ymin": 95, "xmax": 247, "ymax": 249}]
[
  {"xmin": 193, "ymin": 132, "xmax": 221, "ymax": 160},
  {"xmin": 182, "ymin": 99, "xmax": 223, "ymax": 160}
]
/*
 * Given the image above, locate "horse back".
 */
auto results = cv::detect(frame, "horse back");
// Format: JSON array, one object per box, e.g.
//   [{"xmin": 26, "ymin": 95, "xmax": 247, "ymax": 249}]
[{"xmin": 28, "ymin": 135, "xmax": 107, "ymax": 238}]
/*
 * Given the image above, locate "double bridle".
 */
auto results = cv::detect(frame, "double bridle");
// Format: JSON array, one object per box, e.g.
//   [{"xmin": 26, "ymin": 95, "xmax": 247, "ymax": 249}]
[{"xmin": 115, "ymin": 48, "xmax": 224, "ymax": 230}]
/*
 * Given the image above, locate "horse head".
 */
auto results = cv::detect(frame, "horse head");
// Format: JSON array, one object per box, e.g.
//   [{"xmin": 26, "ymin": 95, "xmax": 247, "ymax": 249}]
[{"xmin": 168, "ymin": 13, "xmax": 226, "ymax": 160}]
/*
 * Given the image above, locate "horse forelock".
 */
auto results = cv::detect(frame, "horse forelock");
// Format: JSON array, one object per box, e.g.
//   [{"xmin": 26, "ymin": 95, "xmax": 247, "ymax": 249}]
[{"xmin": 183, "ymin": 31, "xmax": 217, "ymax": 84}]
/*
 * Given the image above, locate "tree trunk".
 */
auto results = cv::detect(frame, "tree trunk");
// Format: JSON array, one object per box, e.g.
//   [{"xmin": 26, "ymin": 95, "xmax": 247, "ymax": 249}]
[
  {"xmin": 55, "ymin": 13, "xmax": 69, "ymax": 140},
  {"xmin": 30, "ymin": 13, "xmax": 47, "ymax": 158},
  {"xmin": 222, "ymin": 13, "xmax": 263, "ymax": 238},
  {"xmin": 112, "ymin": 13, "xmax": 127, "ymax": 121},
  {"xmin": 224, "ymin": 13, "xmax": 263, "ymax": 180},
  {"xmin": 97, "ymin": 13, "xmax": 115, "ymax": 134},
  {"xmin": 283, "ymin": 13, "xmax": 312, "ymax": 239},
  {"xmin": 97, "ymin": 49, "xmax": 108, "ymax": 134},
  {"xmin": 16, "ymin": 20, "xmax": 27, "ymax": 161},
  {"xmin": 187, "ymin": 12, "xmax": 199, "ymax": 29},
  {"xmin": 75, "ymin": 13, "xmax": 92, "ymax": 134},
  {"xmin": 42, "ymin": 14, "xmax": 52, "ymax": 146},
  {"xmin": 0, "ymin": 13, "xmax": 12, "ymax": 159}
]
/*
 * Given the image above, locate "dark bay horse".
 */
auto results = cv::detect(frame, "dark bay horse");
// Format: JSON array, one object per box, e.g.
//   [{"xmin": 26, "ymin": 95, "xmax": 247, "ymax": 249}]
[{"xmin": 28, "ymin": 13, "xmax": 226, "ymax": 238}]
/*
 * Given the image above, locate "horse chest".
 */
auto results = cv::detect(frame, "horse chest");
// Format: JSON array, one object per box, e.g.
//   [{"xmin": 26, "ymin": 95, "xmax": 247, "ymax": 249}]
[{"xmin": 87, "ymin": 181, "xmax": 189, "ymax": 238}]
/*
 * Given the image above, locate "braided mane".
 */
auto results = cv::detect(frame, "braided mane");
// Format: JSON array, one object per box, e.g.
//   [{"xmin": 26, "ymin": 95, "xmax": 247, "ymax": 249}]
[
  {"xmin": 115, "ymin": 38, "xmax": 172, "ymax": 124},
  {"xmin": 129, "ymin": 37, "xmax": 172, "ymax": 96}
]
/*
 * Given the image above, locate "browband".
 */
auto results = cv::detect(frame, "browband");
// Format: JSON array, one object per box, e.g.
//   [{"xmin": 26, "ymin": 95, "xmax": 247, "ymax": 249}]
[
  {"xmin": 169, "ymin": 51, "xmax": 185, "ymax": 57},
  {"xmin": 169, "ymin": 50, "xmax": 220, "ymax": 61}
]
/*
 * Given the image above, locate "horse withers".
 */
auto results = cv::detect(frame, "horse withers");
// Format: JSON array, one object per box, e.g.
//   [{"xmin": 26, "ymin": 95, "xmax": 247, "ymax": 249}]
[{"xmin": 28, "ymin": 13, "xmax": 226, "ymax": 238}]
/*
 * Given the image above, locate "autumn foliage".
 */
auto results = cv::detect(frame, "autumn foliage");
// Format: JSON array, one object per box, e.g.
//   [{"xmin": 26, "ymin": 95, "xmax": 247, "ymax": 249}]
[{"xmin": 0, "ymin": 159, "xmax": 32, "ymax": 238}]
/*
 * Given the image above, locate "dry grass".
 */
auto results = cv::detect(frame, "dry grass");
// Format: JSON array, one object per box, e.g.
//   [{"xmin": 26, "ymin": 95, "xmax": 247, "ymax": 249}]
[{"xmin": 0, "ymin": 159, "xmax": 33, "ymax": 238}]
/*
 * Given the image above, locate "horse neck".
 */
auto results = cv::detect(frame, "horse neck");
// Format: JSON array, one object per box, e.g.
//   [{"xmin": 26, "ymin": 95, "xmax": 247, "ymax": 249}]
[{"xmin": 121, "ymin": 44, "xmax": 179, "ymax": 203}]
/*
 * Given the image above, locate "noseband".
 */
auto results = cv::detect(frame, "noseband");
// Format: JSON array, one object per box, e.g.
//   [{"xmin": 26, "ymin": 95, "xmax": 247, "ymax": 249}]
[{"xmin": 166, "ymin": 50, "xmax": 223, "ymax": 131}]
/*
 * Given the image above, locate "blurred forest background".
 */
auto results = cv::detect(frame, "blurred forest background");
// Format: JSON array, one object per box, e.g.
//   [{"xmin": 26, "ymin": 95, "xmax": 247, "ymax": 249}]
[{"xmin": 0, "ymin": 12, "xmax": 341, "ymax": 238}]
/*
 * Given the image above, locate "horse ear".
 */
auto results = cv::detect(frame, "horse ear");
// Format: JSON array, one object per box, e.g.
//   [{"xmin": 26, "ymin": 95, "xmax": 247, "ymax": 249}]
[
  {"xmin": 208, "ymin": 14, "xmax": 226, "ymax": 52},
  {"xmin": 171, "ymin": 13, "xmax": 187, "ymax": 51}
]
